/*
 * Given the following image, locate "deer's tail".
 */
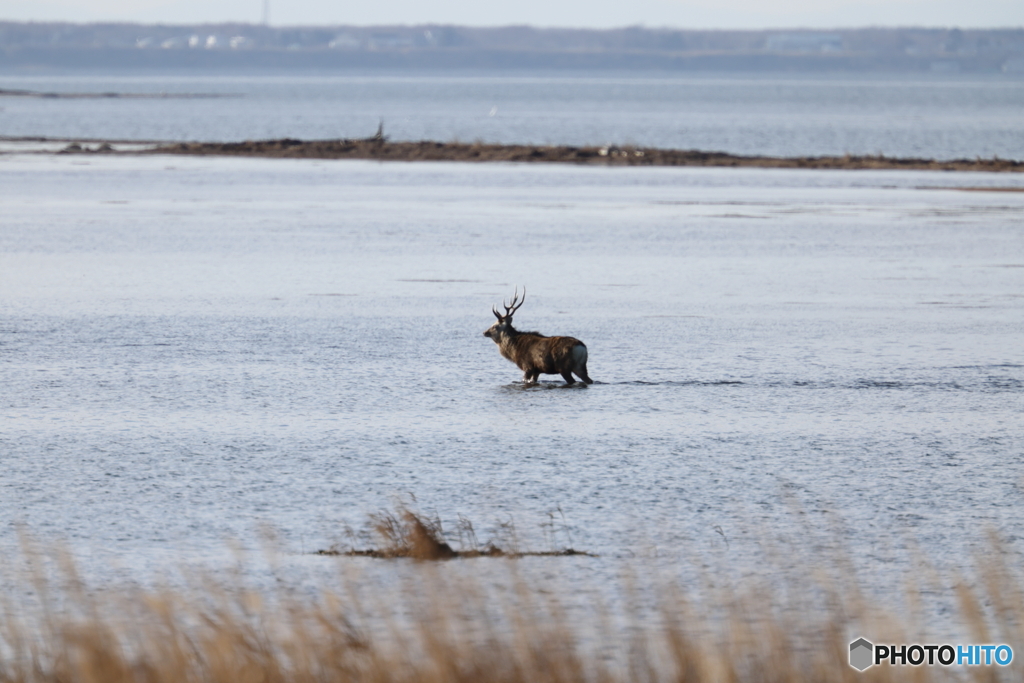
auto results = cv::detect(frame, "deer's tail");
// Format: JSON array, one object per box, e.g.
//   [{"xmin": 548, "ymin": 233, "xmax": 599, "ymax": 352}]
[{"xmin": 571, "ymin": 344, "xmax": 593, "ymax": 384}]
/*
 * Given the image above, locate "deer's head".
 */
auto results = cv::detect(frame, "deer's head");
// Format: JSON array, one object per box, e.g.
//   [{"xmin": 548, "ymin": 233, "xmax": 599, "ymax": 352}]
[{"xmin": 483, "ymin": 287, "xmax": 525, "ymax": 344}]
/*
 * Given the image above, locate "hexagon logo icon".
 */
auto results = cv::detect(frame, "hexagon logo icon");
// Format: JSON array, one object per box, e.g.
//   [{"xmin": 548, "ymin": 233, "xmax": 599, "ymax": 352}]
[{"xmin": 849, "ymin": 638, "xmax": 874, "ymax": 671}]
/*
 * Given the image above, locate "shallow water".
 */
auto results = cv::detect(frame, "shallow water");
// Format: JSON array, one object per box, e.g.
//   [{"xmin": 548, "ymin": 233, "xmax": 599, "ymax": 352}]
[
  {"xmin": 2, "ymin": 154, "xmax": 1022, "ymax": 614},
  {"xmin": 1, "ymin": 71, "xmax": 1023, "ymax": 159}
]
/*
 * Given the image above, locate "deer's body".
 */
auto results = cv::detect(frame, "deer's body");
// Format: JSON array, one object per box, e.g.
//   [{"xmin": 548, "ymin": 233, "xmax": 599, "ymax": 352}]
[{"xmin": 484, "ymin": 289, "xmax": 593, "ymax": 385}]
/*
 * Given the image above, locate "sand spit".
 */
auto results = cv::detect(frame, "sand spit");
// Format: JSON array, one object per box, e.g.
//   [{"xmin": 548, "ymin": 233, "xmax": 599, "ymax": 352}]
[
  {"xmin": 149, "ymin": 137, "xmax": 1024, "ymax": 172},
  {"xmin": 0, "ymin": 88, "xmax": 233, "ymax": 99}
]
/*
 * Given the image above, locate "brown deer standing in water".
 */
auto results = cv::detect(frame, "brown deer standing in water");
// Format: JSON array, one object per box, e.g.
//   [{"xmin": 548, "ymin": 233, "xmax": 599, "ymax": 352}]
[{"xmin": 483, "ymin": 288, "xmax": 593, "ymax": 385}]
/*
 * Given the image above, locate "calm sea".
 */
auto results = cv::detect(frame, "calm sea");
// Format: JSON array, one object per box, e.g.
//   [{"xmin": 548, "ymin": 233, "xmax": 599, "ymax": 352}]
[
  {"xmin": 1, "ymin": 73, "xmax": 1023, "ymax": 638},
  {"xmin": 0, "ymin": 70, "xmax": 1023, "ymax": 159},
  {"xmin": 2, "ymin": 150, "xmax": 1023, "ymax": 617}
]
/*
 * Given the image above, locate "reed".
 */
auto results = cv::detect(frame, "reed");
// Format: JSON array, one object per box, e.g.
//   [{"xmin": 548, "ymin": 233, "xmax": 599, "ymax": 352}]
[
  {"xmin": 317, "ymin": 507, "xmax": 593, "ymax": 559},
  {"xmin": 0, "ymin": 524, "xmax": 1019, "ymax": 683}
]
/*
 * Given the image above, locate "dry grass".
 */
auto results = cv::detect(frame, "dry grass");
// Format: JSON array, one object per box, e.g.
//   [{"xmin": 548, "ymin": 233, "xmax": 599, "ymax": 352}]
[
  {"xmin": 317, "ymin": 507, "xmax": 594, "ymax": 559},
  {"xmin": 1, "ymin": 526, "xmax": 1020, "ymax": 683}
]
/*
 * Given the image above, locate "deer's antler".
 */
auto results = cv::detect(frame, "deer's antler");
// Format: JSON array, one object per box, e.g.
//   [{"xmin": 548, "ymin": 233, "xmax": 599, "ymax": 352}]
[{"xmin": 503, "ymin": 286, "xmax": 525, "ymax": 319}]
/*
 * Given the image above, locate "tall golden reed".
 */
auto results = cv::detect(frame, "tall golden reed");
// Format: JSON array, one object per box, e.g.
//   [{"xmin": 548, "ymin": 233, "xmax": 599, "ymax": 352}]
[{"xmin": 1, "ymin": 522, "xmax": 1019, "ymax": 683}]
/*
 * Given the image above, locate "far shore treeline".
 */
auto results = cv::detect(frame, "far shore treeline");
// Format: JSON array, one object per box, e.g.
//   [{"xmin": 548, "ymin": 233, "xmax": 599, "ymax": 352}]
[{"xmin": 1, "ymin": 22, "xmax": 1023, "ymax": 72}]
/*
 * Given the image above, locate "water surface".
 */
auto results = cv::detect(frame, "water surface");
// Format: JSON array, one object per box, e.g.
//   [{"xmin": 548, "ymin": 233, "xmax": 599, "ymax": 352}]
[
  {"xmin": 2, "ymin": 155, "xmax": 1022, "ymax": 611},
  {"xmin": 1, "ymin": 71, "xmax": 1023, "ymax": 159}
]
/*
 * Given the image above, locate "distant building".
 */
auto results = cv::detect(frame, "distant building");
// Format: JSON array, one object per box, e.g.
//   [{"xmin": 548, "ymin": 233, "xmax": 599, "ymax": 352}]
[
  {"xmin": 367, "ymin": 33, "xmax": 413, "ymax": 50},
  {"xmin": 329, "ymin": 34, "xmax": 361, "ymax": 49},
  {"xmin": 766, "ymin": 33, "xmax": 843, "ymax": 52},
  {"xmin": 1002, "ymin": 57, "xmax": 1024, "ymax": 72}
]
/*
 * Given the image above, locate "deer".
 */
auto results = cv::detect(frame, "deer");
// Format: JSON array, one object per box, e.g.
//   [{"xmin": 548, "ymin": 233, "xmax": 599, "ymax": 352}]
[{"xmin": 483, "ymin": 287, "xmax": 593, "ymax": 386}]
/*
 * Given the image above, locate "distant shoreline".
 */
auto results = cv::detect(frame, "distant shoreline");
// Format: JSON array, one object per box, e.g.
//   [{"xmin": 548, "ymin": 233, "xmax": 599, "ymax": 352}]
[
  {"xmin": 0, "ymin": 88, "xmax": 234, "ymax": 99},
  {"xmin": 144, "ymin": 138, "xmax": 1024, "ymax": 172},
  {"xmin": 2, "ymin": 24, "xmax": 1023, "ymax": 74},
  {"xmin": 5, "ymin": 136, "xmax": 1024, "ymax": 172}
]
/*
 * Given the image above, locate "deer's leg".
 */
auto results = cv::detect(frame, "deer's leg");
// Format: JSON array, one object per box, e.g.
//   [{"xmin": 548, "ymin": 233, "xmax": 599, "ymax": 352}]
[{"xmin": 561, "ymin": 371, "xmax": 576, "ymax": 385}]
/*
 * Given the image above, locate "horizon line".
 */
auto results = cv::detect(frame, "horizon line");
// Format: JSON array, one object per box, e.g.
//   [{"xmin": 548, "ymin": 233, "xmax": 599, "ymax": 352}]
[{"xmin": 2, "ymin": 19, "xmax": 1023, "ymax": 32}]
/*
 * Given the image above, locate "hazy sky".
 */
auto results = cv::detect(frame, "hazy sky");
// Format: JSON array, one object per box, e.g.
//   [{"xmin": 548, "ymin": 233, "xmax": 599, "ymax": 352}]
[{"xmin": 3, "ymin": 0, "xmax": 1023, "ymax": 28}]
